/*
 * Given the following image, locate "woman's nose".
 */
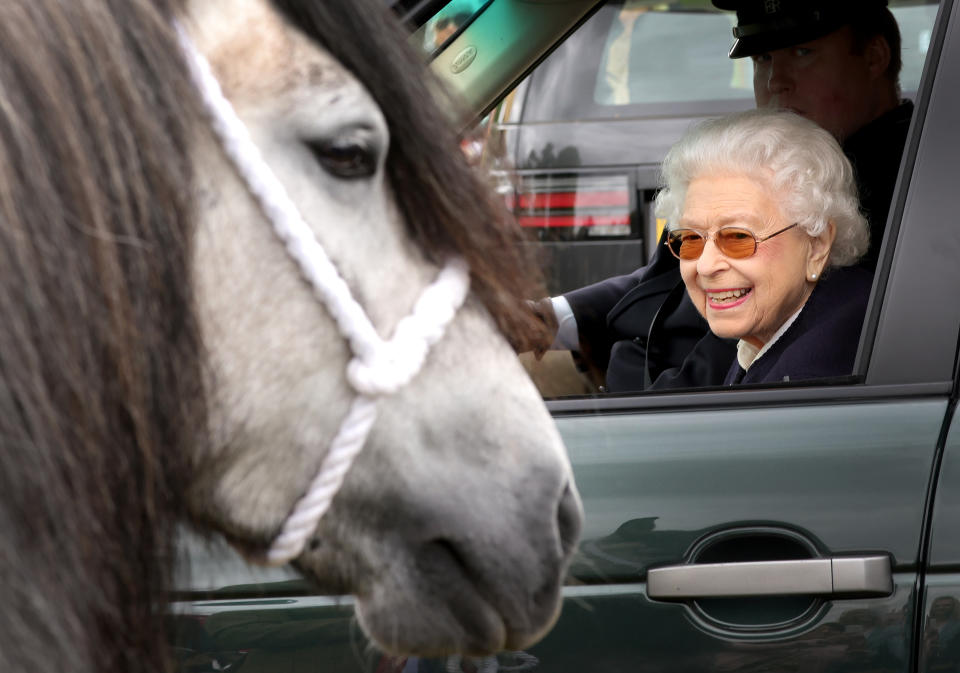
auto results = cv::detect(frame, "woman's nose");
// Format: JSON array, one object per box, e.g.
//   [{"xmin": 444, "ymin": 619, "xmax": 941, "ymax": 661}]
[{"xmin": 696, "ymin": 237, "xmax": 728, "ymax": 276}]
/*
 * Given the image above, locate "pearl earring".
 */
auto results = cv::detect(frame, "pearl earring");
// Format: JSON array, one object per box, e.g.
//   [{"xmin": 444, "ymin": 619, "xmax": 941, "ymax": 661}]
[{"xmin": 810, "ymin": 273, "xmax": 818, "ymax": 280}]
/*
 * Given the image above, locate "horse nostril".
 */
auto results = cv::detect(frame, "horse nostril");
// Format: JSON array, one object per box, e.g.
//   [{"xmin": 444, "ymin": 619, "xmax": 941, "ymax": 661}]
[
  {"xmin": 419, "ymin": 537, "xmax": 472, "ymax": 580},
  {"xmin": 556, "ymin": 482, "xmax": 582, "ymax": 556}
]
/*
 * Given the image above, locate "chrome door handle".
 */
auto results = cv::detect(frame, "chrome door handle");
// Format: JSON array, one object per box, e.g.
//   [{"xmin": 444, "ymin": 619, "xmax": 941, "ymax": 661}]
[{"xmin": 647, "ymin": 556, "xmax": 892, "ymax": 600}]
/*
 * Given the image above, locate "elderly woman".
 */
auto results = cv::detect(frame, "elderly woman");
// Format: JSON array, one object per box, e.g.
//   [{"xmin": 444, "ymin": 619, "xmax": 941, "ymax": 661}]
[{"xmin": 654, "ymin": 109, "xmax": 872, "ymax": 386}]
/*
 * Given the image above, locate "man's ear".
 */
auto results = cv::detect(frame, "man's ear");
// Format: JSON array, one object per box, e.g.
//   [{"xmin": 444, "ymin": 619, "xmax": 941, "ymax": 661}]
[{"xmin": 864, "ymin": 34, "xmax": 892, "ymax": 79}]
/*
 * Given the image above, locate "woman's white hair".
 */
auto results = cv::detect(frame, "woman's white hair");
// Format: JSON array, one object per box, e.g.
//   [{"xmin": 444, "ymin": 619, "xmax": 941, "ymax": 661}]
[{"xmin": 654, "ymin": 109, "xmax": 869, "ymax": 268}]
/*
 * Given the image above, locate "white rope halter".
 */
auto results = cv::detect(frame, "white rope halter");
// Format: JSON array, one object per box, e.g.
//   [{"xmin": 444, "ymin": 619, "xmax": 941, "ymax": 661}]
[{"xmin": 176, "ymin": 25, "xmax": 471, "ymax": 565}]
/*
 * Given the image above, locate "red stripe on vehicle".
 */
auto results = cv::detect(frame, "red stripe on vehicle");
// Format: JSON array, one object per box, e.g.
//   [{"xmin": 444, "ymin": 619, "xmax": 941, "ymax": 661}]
[
  {"xmin": 517, "ymin": 214, "xmax": 631, "ymax": 228},
  {"xmin": 516, "ymin": 190, "xmax": 629, "ymax": 209}
]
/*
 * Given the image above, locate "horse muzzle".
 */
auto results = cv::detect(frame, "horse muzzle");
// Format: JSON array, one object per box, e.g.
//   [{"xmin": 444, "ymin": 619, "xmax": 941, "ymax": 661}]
[{"xmin": 347, "ymin": 475, "xmax": 583, "ymax": 657}]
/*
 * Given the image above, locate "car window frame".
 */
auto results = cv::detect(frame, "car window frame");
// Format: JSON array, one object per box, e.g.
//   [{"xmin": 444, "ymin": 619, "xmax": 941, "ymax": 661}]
[
  {"xmin": 542, "ymin": 0, "xmax": 958, "ymax": 412},
  {"xmin": 857, "ymin": 0, "xmax": 959, "ymax": 386}
]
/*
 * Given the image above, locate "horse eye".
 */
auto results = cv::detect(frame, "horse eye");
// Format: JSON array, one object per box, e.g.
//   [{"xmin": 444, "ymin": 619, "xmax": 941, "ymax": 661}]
[{"xmin": 305, "ymin": 134, "xmax": 379, "ymax": 179}]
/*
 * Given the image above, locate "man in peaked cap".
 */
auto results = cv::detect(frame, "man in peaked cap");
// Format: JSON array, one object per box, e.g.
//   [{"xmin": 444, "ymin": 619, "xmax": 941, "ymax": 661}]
[
  {"xmin": 525, "ymin": 0, "xmax": 912, "ymax": 392},
  {"xmin": 715, "ymin": 0, "xmax": 911, "ymax": 264}
]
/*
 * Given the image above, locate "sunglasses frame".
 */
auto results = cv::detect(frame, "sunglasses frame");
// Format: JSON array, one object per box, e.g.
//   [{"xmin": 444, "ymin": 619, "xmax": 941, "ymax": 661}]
[{"xmin": 665, "ymin": 222, "xmax": 800, "ymax": 260}]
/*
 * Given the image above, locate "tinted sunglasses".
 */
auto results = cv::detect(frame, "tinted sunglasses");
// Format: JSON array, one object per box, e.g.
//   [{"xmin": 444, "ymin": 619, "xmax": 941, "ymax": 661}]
[{"xmin": 666, "ymin": 222, "xmax": 799, "ymax": 260}]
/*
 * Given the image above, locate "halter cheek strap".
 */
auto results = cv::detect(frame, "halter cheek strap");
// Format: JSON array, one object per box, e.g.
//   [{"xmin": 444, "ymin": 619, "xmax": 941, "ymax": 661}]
[{"xmin": 176, "ymin": 25, "xmax": 470, "ymax": 565}]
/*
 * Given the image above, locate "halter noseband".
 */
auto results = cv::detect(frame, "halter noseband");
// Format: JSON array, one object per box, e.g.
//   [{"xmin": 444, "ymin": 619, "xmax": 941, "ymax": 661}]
[{"xmin": 176, "ymin": 25, "xmax": 470, "ymax": 565}]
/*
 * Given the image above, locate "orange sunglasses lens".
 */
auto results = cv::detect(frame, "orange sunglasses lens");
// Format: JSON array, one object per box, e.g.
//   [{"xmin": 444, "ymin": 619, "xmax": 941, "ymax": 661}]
[{"xmin": 667, "ymin": 228, "xmax": 758, "ymax": 260}]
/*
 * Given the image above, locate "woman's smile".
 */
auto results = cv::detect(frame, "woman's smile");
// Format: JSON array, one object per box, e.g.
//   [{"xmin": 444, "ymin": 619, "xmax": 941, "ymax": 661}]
[{"xmin": 705, "ymin": 287, "xmax": 752, "ymax": 309}]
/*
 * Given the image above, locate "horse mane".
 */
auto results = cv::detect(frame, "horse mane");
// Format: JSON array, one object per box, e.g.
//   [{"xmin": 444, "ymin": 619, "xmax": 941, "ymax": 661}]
[
  {"xmin": 271, "ymin": 0, "xmax": 549, "ymax": 344},
  {"xmin": 0, "ymin": 1, "xmax": 206, "ymax": 671},
  {"xmin": 0, "ymin": 0, "xmax": 547, "ymax": 671}
]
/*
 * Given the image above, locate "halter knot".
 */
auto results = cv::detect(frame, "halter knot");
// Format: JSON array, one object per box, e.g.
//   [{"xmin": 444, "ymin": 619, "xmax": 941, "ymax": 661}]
[
  {"xmin": 347, "ymin": 258, "xmax": 470, "ymax": 396},
  {"xmin": 347, "ymin": 336, "xmax": 427, "ymax": 396}
]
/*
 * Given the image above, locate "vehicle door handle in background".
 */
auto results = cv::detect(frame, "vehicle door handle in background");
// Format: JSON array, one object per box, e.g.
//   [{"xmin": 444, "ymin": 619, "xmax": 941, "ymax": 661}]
[{"xmin": 647, "ymin": 556, "xmax": 893, "ymax": 600}]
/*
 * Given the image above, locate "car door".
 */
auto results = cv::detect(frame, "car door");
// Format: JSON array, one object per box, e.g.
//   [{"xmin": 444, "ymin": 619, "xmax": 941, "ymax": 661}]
[{"xmin": 517, "ymin": 2, "xmax": 960, "ymax": 671}]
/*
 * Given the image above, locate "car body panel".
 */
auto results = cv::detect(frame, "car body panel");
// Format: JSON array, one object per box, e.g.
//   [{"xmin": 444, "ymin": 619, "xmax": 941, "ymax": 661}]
[
  {"xmin": 919, "ymin": 576, "xmax": 960, "ymax": 673},
  {"xmin": 527, "ymin": 580, "xmax": 915, "ymax": 673},
  {"xmin": 918, "ymin": 402, "xmax": 960, "ymax": 672},
  {"xmin": 560, "ymin": 400, "xmax": 943, "ymax": 577},
  {"xmin": 928, "ymin": 404, "xmax": 960, "ymax": 569}
]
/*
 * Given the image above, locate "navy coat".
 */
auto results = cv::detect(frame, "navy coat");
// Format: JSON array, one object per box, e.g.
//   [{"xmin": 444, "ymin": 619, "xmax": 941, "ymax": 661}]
[
  {"xmin": 844, "ymin": 101, "xmax": 913, "ymax": 271},
  {"xmin": 723, "ymin": 266, "xmax": 874, "ymax": 385}
]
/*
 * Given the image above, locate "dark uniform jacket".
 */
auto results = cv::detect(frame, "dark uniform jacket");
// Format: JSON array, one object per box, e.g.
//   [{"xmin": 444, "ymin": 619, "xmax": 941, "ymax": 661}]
[
  {"xmin": 564, "ymin": 101, "xmax": 913, "ymax": 393},
  {"xmin": 723, "ymin": 266, "xmax": 874, "ymax": 385},
  {"xmin": 844, "ymin": 101, "xmax": 914, "ymax": 270}
]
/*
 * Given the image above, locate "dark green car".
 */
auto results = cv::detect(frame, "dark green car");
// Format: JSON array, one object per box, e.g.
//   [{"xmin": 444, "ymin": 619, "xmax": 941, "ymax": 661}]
[{"xmin": 170, "ymin": 1, "xmax": 960, "ymax": 671}]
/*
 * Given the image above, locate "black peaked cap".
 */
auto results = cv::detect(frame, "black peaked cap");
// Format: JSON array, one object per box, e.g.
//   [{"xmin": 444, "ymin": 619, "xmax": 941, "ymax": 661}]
[{"xmin": 711, "ymin": 0, "xmax": 889, "ymax": 58}]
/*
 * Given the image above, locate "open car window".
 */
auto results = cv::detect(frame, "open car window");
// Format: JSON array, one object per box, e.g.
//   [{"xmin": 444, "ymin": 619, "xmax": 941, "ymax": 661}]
[{"xmin": 472, "ymin": 0, "xmax": 944, "ymax": 399}]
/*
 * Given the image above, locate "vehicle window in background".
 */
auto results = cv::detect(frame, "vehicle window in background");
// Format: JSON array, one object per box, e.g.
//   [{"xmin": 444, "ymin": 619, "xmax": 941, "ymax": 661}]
[
  {"xmin": 410, "ymin": 0, "xmax": 491, "ymax": 55},
  {"xmin": 595, "ymin": 6, "xmax": 748, "ymax": 106},
  {"xmin": 518, "ymin": 0, "xmax": 937, "ymax": 123},
  {"xmin": 897, "ymin": 3, "xmax": 939, "ymax": 85}
]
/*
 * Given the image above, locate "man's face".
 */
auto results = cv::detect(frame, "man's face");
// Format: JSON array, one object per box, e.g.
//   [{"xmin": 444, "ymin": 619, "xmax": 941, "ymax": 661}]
[{"xmin": 752, "ymin": 27, "xmax": 883, "ymax": 142}]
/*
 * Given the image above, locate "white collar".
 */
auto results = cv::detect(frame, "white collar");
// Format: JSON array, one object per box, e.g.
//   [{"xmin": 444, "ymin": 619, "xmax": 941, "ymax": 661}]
[{"xmin": 736, "ymin": 306, "xmax": 804, "ymax": 371}]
